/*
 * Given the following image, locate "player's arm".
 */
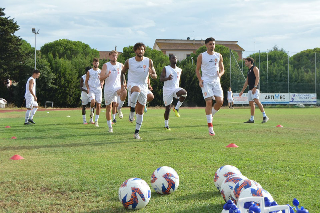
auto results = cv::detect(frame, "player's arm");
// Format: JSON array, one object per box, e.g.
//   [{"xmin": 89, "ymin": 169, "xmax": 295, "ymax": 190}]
[
  {"xmin": 148, "ymin": 59, "xmax": 157, "ymax": 79},
  {"xmin": 85, "ymin": 71, "xmax": 90, "ymax": 93},
  {"xmin": 100, "ymin": 63, "xmax": 111, "ymax": 81},
  {"xmin": 147, "ymin": 76, "xmax": 153, "ymax": 91},
  {"xmin": 160, "ymin": 67, "xmax": 172, "ymax": 82},
  {"xmin": 253, "ymin": 67, "xmax": 259, "ymax": 88},
  {"xmin": 195, "ymin": 53, "xmax": 203, "ymax": 87},
  {"xmin": 121, "ymin": 60, "xmax": 129, "ymax": 89},
  {"xmin": 239, "ymin": 77, "xmax": 248, "ymax": 96},
  {"xmin": 28, "ymin": 79, "xmax": 37, "ymax": 101},
  {"xmin": 218, "ymin": 54, "xmax": 225, "ymax": 78},
  {"xmin": 80, "ymin": 78, "xmax": 87, "ymax": 92}
]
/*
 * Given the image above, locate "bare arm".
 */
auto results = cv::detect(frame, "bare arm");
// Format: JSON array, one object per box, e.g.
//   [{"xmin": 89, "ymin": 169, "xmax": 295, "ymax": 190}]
[
  {"xmin": 121, "ymin": 60, "xmax": 129, "ymax": 87},
  {"xmin": 148, "ymin": 59, "xmax": 157, "ymax": 79},
  {"xmin": 29, "ymin": 79, "xmax": 37, "ymax": 101},
  {"xmin": 160, "ymin": 66, "xmax": 173, "ymax": 82},
  {"xmin": 253, "ymin": 67, "xmax": 260, "ymax": 87},
  {"xmin": 100, "ymin": 63, "xmax": 111, "ymax": 81},
  {"xmin": 239, "ymin": 77, "xmax": 248, "ymax": 97},
  {"xmin": 80, "ymin": 78, "xmax": 88, "ymax": 93},
  {"xmin": 195, "ymin": 53, "xmax": 203, "ymax": 87},
  {"xmin": 85, "ymin": 71, "xmax": 90, "ymax": 92},
  {"xmin": 218, "ymin": 54, "xmax": 225, "ymax": 78}
]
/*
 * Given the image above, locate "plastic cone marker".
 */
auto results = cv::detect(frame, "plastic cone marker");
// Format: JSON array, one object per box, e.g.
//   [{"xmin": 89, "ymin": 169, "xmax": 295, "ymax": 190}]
[
  {"xmin": 5, "ymin": 126, "xmax": 11, "ymax": 128},
  {"xmin": 10, "ymin": 155, "xmax": 24, "ymax": 160},
  {"xmin": 226, "ymin": 143, "xmax": 239, "ymax": 148},
  {"xmin": 11, "ymin": 136, "xmax": 17, "ymax": 139},
  {"xmin": 276, "ymin": 125, "xmax": 283, "ymax": 127}
]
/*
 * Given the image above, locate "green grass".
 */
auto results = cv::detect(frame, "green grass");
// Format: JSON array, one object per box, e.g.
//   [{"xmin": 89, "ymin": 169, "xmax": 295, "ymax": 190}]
[{"xmin": 0, "ymin": 107, "xmax": 319, "ymax": 212}]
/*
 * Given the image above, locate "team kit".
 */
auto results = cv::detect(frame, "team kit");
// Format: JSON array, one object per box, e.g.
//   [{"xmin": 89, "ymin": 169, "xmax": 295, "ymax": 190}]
[{"xmin": 24, "ymin": 38, "xmax": 269, "ymax": 139}]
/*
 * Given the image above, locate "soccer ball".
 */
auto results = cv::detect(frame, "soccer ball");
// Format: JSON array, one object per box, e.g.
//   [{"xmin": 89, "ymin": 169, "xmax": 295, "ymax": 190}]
[
  {"xmin": 151, "ymin": 166, "xmax": 179, "ymax": 194},
  {"xmin": 220, "ymin": 174, "xmax": 248, "ymax": 202},
  {"xmin": 118, "ymin": 178, "xmax": 151, "ymax": 209},
  {"xmin": 214, "ymin": 165, "xmax": 242, "ymax": 191},
  {"xmin": 232, "ymin": 179, "xmax": 262, "ymax": 203},
  {"xmin": 237, "ymin": 187, "xmax": 274, "ymax": 205}
]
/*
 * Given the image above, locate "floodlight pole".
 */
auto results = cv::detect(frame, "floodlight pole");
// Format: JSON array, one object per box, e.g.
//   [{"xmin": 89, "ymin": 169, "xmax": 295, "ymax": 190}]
[
  {"xmin": 288, "ymin": 51, "xmax": 290, "ymax": 93},
  {"xmin": 32, "ymin": 28, "xmax": 39, "ymax": 70},
  {"xmin": 315, "ymin": 52, "xmax": 317, "ymax": 94},
  {"xmin": 267, "ymin": 50, "xmax": 269, "ymax": 93},
  {"xmin": 230, "ymin": 49, "xmax": 232, "ymax": 88}
]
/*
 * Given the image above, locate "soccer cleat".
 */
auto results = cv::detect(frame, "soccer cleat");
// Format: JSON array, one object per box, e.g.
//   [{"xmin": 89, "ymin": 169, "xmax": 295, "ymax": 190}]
[
  {"xmin": 164, "ymin": 126, "xmax": 171, "ymax": 131},
  {"xmin": 94, "ymin": 121, "xmax": 99, "ymax": 127},
  {"xmin": 112, "ymin": 119, "xmax": 117, "ymax": 123},
  {"xmin": 90, "ymin": 120, "xmax": 94, "ymax": 124},
  {"xmin": 118, "ymin": 109, "xmax": 123, "ymax": 119},
  {"xmin": 262, "ymin": 116, "xmax": 269, "ymax": 123},
  {"xmin": 109, "ymin": 127, "xmax": 113, "ymax": 133},
  {"xmin": 244, "ymin": 119, "xmax": 254, "ymax": 123},
  {"xmin": 208, "ymin": 127, "xmax": 215, "ymax": 136},
  {"xmin": 28, "ymin": 119, "xmax": 35, "ymax": 124},
  {"xmin": 173, "ymin": 108, "xmax": 180, "ymax": 117},
  {"xmin": 144, "ymin": 105, "xmax": 147, "ymax": 113},
  {"xmin": 24, "ymin": 122, "xmax": 31, "ymax": 125},
  {"xmin": 134, "ymin": 133, "xmax": 141, "ymax": 139},
  {"xmin": 83, "ymin": 122, "xmax": 88, "ymax": 125}
]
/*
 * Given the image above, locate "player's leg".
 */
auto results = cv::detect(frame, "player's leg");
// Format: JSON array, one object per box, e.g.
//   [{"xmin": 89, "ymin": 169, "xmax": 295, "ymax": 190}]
[
  {"xmin": 133, "ymin": 89, "xmax": 147, "ymax": 139},
  {"xmin": 164, "ymin": 105, "xmax": 171, "ymax": 130},
  {"xmin": 117, "ymin": 88, "xmax": 127, "ymax": 119},
  {"xmin": 28, "ymin": 100, "xmax": 38, "ymax": 124},
  {"xmin": 145, "ymin": 90, "xmax": 154, "ymax": 113},
  {"xmin": 254, "ymin": 99, "xmax": 269, "ymax": 123},
  {"xmin": 112, "ymin": 101, "xmax": 117, "ymax": 123},
  {"xmin": 173, "ymin": 88, "xmax": 187, "ymax": 117},
  {"xmin": 94, "ymin": 89, "xmax": 102, "ymax": 127},
  {"xmin": 24, "ymin": 97, "xmax": 32, "ymax": 125},
  {"xmin": 82, "ymin": 105, "xmax": 87, "ymax": 124},
  {"xmin": 205, "ymin": 98, "xmax": 215, "ymax": 136},
  {"xmin": 129, "ymin": 86, "xmax": 140, "ymax": 122},
  {"xmin": 106, "ymin": 103, "xmax": 113, "ymax": 132}
]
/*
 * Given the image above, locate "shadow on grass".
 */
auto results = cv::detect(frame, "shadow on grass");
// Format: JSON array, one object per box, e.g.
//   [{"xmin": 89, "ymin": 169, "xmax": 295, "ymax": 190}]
[{"xmin": 176, "ymin": 190, "xmax": 221, "ymax": 201}]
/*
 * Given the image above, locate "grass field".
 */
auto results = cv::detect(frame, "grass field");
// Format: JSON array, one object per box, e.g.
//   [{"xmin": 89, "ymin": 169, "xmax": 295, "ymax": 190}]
[{"xmin": 0, "ymin": 107, "xmax": 319, "ymax": 212}]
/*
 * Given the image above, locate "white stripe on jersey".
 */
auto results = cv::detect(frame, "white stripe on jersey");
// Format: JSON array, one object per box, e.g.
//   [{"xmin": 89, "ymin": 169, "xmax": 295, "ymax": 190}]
[
  {"xmin": 163, "ymin": 65, "xmax": 182, "ymax": 89},
  {"xmin": 201, "ymin": 51, "xmax": 220, "ymax": 83}
]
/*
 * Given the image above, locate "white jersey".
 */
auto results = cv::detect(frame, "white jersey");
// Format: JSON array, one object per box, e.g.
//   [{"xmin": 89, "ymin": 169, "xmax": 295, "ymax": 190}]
[
  {"xmin": 25, "ymin": 76, "xmax": 36, "ymax": 98},
  {"xmin": 87, "ymin": 68, "xmax": 101, "ymax": 89},
  {"xmin": 127, "ymin": 57, "xmax": 149, "ymax": 90},
  {"xmin": 201, "ymin": 51, "xmax": 220, "ymax": 83},
  {"xmin": 227, "ymin": 91, "xmax": 233, "ymax": 99},
  {"xmin": 104, "ymin": 62, "xmax": 122, "ymax": 91},
  {"xmin": 81, "ymin": 74, "xmax": 87, "ymax": 90},
  {"xmin": 163, "ymin": 65, "xmax": 182, "ymax": 89}
]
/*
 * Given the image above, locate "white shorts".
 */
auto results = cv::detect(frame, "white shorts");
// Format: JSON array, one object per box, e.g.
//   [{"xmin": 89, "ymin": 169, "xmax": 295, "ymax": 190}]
[
  {"xmin": 81, "ymin": 91, "xmax": 90, "ymax": 105},
  {"xmin": 228, "ymin": 98, "xmax": 234, "ymax": 103},
  {"xmin": 25, "ymin": 96, "xmax": 38, "ymax": 108},
  {"xmin": 201, "ymin": 81, "xmax": 223, "ymax": 100},
  {"xmin": 163, "ymin": 87, "xmax": 183, "ymax": 106},
  {"xmin": 127, "ymin": 84, "xmax": 148, "ymax": 106},
  {"xmin": 89, "ymin": 87, "xmax": 102, "ymax": 104},
  {"xmin": 104, "ymin": 87, "xmax": 121, "ymax": 106},
  {"xmin": 248, "ymin": 89, "xmax": 260, "ymax": 101}
]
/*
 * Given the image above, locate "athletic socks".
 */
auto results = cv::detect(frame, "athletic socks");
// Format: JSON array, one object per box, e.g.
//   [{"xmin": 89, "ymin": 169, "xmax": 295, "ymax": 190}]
[
  {"xmin": 25, "ymin": 110, "xmax": 31, "ymax": 122},
  {"xmin": 212, "ymin": 109, "xmax": 218, "ymax": 116},
  {"xmin": 112, "ymin": 114, "xmax": 116, "ymax": 120},
  {"xmin": 206, "ymin": 114, "xmax": 213, "ymax": 124},
  {"xmin": 250, "ymin": 115, "xmax": 254, "ymax": 121},
  {"xmin": 135, "ymin": 114, "xmax": 143, "ymax": 131},
  {"xmin": 82, "ymin": 115, "xmax": 86, "ymax": 122},
  {"xmin": 95, "ymin": 114, "xmax": 99, "ymax": 122},
  {"xmin": 107, "ymin": 120, "xmax": 112, "ymax": 128},
  {"xmin": 29, "ymin": 108, "xmax": 38, "ymax": 120},
  {"xmin": 164, "ymin": 120, "xmax": 169, "ymax": 128},
  {"xmin": 175, "ymin": 101, "xmax": 183, "ymax": 110},
  {"xmin": 262, "ymin": 111, "xmax": 266, "ymax": 117}
]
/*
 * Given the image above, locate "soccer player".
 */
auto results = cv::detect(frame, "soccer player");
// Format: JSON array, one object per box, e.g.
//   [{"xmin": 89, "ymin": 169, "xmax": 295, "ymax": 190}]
[
  {"xmin": 85, "ymin": 58, "xmax": 103, "ymax": 127},
  {"xmin": 160, "ymin": 54, "xmax": 187, "ymax": 130},
  {"xmin": 121, "ymin": 42, "xmax": 157, "ymax": 139},
  {"xmin": 100, "ymin": 50, "xmax": 127, "ymax": 132},
  {"xmin": 80, "ymin": 66, "xmax": 94, "ymax": 124},
  {"xmin": 144, "ymin": 77, "xmax": 154, "ymax": 113},
  {"xmin": 227, "ymin": 87, "xmax": 234, "ymax": 109},
  {"xmin": 196, "ymin": 37, "xmax": 225, "ymax": 136},
  {"xmin": 239, "ymin": 57, "xmax": 269, "ymax": 123},
  {"xmin": 24, "ymin": 69, "xmax": 40, "ymax": 125}
]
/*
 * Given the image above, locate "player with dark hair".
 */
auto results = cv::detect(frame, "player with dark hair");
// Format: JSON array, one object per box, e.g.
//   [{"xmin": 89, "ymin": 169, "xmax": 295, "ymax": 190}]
[
  {"xmin": 24, "ymin": 70, "xmax": 40, "ymax": 125},
  {"xmin": 80, "ymin": 66, "xmax": 94, "ymax": 124},
  {"xmin": 121, "ymin": 42, "xmax": 157, "ymax": 139},
  {"xmin": 239, "ymin": 57, "xmax": 269, "ymax": 123},
  {"xmin": 196, "ymin": 37, "xmax": 225, "ymax": 136},
  {"xmin": 160, "ymin": 54, "xmax": 187, "ymax": 130}
]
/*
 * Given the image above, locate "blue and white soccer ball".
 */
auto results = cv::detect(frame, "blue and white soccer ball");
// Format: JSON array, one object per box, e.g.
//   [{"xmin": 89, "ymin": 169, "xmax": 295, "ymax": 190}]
[
  {"xmin": 214, "ymin": 165, "xmax": 242, "ymax": 191},
  {"xmin": 220, "ymin": 174, "xmax": 248, "ymax": 202},
  {"xmin": 151, "ymin": 166, "xmax": 179, "ymax": 194},
  {"xmin": 118, "ymin": 178, "xmax": 151, "ymax": 209}
]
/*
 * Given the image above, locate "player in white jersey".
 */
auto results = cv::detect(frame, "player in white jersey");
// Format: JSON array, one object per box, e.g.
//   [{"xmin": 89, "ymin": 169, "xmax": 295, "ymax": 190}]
[
  {"xmin": 227, "ymin": 87, "xmax": 234, "ymax": 109},
  {"xmin": 196, "ymin": 37, "xmax": 225, "ymax": 136},
  {"xmin": 85, "ymin": 58, "xmax": 103, "ymax": 127},
  {"xmin": 24, "ymin": 70, "xmax": 40, "ymax": 125},
  {"xmin": 100, "ymin": 50, "xmax": 127, "ymax": 133},
  {"xmin": 121, "ymin": 42, "xmax": 157, "ymax": 139},
  {"xmin": 160, "ymin": 54, "xmax": 187, "ymax": 130},
  {"xmin": 80, "ymin": 66, "xmax": 94, "ymax": 124}
]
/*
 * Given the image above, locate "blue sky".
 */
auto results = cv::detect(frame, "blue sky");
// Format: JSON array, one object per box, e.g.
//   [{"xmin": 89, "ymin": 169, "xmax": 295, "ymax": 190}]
[{"xmin": 3, "ymin": 0, "xmax": 320, "ymax": 57}]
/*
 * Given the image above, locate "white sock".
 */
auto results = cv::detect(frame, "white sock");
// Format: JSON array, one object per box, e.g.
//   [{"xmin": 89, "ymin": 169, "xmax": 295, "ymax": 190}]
[
  {"xmin": 250, "ymin": 116, "xmax": 254, "ymax": 121},
  {"xmin": 118, "ymin": 100, "xmax": 124, "ymax": 109},
  {"xmin": 107, "ymin": 120, "xmax": 112, "ymax": 128},
  {"xmin": 165, "ymin": 120, "xmax": 169, "ymax": 127},
  {"xmin": 95, "ymin": 115, "xmax": 99, "ymax": 122},
  {"xmin": 82, "ymin": 115, "xmax": 86, "ymax": 122},
  {"xmin": 175, "ymin": 101, "xmax": 183, "ymax": 110},
  {"xmin": 212, "ymin": 109, "xmax": 218, "ymax": 116},
  {"xmin": 206, "ymin": 114, "xmax": 213, "ymax": 124},
  {"xmin": 29, "ymin": 108, "xmax": 38, "ymax": 119},
  {"xmin": 135, "ymin": 114, "xmax": 143, "ymax": 131},
  {"xmin": 25, "ymin": 110, "xmax": 31, "ymax": 122},
  {"xmin": 262, "ymin": 112, "xmax": 266, "ymax": 117},
  {"xmin": 130, "ymin": 92, "xmax": 139, "ymax": 107},
  {"xmin": 112, "ymin": 114, "xmax": 116, "ymax": 120}
]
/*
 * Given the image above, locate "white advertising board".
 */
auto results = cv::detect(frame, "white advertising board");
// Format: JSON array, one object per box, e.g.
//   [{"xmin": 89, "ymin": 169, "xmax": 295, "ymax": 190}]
[{"xmin": 289, "ymin": 93, "xmax": 317, "ymax": 104}]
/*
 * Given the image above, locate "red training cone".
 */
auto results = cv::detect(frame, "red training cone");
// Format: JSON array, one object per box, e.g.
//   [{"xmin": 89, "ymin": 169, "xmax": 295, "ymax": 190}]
[
  {"xmin": 10, "ymin": 155, "xmax": 24, "ymax": 160},
  {"xmin": 226, "ymin": 143, "xmax": 239, "ymax": 148},
  {"xmin": 5, "ymin": 126, "xmax": 11, "ymax": 128},
  {"xmin": 11, "ymin": 136, "xmax": 17, "ymax": 139},
  {"xmin": 276, "ymin": 125, "xmax": 283, "ymax": 128}
]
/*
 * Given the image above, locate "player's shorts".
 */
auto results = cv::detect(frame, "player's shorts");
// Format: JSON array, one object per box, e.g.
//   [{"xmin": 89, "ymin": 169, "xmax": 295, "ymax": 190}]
[
  {"xmin": 104, "ymin": 87, "xmax": 121, "ymax": 106},
  {"xmin": 228, "ymin": 98, "xmax": 234, "ymax": 103},
  {"xmin": 248, "ymin": 89, "xmax": 260, "ymax": 101},
  {"xmin": 163, "ymin": 87, "xmax": 184, "ymax": 106},
  {"xmin": 81, "ymin": 91, "xmax": 90, "ymax": 105},
  {"xmin": 25, "ymin": 96, "xmax": 38, "ymax": 108},
  {"xmin": 127, "ymin": 84, "xmax": 148, "ymax": 106},
  {"xmin": 201, "ymin": 81, "xmax": 223, "ymax": 100},
  {"xmin": 89, "ymin": 87, "xmax": 102, "ymax": 104}
]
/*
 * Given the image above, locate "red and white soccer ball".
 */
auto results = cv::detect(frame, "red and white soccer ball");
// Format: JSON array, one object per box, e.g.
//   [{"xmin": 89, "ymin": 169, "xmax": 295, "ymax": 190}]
[
  {"xmin": 151, "ymin": 166, "xmax": 179, "ymax": 194},
  {"xmin": 220, "ymin": 174, "xmax": 248, "ymax": 202},
  {"xmin": 232, "ymin": 179, "xmax": 263, "ymax": 204},
  {"xmin": 118, "ymin": 178, "xmax": 151, "ymax": 210},
  {"xmin": 214, "ymin": 165, "xmax": 242, "ymax": 191},
  {"xmin": 238, "ymin": 187, "xmax": 274, "ymax": 203}
]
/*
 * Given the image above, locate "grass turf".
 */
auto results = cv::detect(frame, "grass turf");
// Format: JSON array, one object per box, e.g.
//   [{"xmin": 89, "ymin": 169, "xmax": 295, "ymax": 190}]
[{"xmin": 0, "ymin": 107, "xmax": 319, "ymax": 212}]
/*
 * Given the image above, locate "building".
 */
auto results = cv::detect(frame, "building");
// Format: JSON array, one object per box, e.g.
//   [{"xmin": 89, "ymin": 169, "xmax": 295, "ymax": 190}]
[
  {"xmin": 98, "ymin": 51, "xmax": 122, "ymax": 61},
  {"xmin": 153, "ymin": 39, "xmax": 244, "ymax": 61}
]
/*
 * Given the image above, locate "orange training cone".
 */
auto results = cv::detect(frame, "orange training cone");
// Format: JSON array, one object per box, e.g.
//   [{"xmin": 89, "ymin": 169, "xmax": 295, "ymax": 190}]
[
  {"xmin": 5, "ymin": 126, "xmax": 11, "ymax": 128},
  {"xmin": 11, "ymin": 136, "xmax": 17, "ymax": 139},
  {"xmin": 10, "ymin": 155, "xmax": 24, "ymax": 160},
  {"xmin": 276, "ymin": 125, "xmax": 283, "ymax": 128},
  {"xmin": 226, "ymin": 143, "xmax": 239, "ymax": 148}
]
